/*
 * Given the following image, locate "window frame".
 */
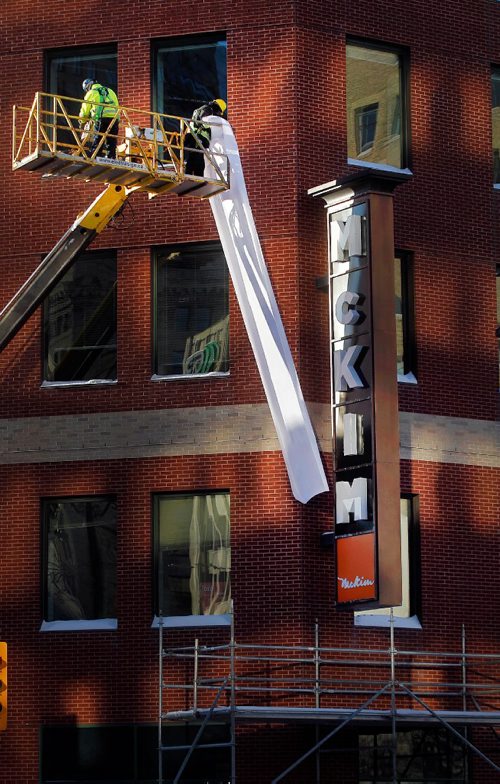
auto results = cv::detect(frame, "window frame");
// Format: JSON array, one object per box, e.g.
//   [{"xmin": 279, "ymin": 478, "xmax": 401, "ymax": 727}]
[
  {"xmin": 346, "ymin": 37, "xmax": 411, "ymax": 174},
  {"xmin": 40, "ymin": 722, "xmax": 231, "ymax": 783},
  {"xmin": 40, "ymin": 494, "xmax": 118, "ymax": 632},
  {"xmin": 492, "ymin": 66, "xmax": 500, "ymax": 189},
  {"xmin": 44, "ymin": 42, "xmax": 118, "ymax": 97},
  {"xmin": 151, "ymin": 242, "xmax": 230, "ymax": 380},
  {"xmin": 152, "ymin": 490, "xmax": 232, "ymax": 629},
  {"xmin": 41, "ymin": 248, "xmax": 118, "ymax": 387},
  {"xmin": 358, "ymin": 726, "xmax": 467, "ymax": 783},
  {"xmin": 151, "ymin": 32, "xmax": 227, "ymax": 118},
  {"xmin": 43, "ymin": 43, "xmax": 118, "ymax": 153},
  {"xmin": 354, "ymin": 494, "xmax": 421, "ymax": 629},
  {"xmin": 395, "ymin": 250, "xmax": 417, "ymax": 384}
]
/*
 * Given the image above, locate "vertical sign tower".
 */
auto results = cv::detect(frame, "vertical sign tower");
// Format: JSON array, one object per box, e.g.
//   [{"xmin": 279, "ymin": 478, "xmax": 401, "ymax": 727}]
[{"xmin": 310, "ymin": 171, "xmax": 409, "ymax": 609}]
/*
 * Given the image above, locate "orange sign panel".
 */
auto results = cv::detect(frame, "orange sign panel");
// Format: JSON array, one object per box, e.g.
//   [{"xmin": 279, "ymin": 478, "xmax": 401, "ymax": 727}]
[
  {"xmin": 0, "ymin": 641, "xmax": 7, "ymax": 731},
  {"xmin": 336, "ymin": 534, "xmax": 376, "ymax": 604}
]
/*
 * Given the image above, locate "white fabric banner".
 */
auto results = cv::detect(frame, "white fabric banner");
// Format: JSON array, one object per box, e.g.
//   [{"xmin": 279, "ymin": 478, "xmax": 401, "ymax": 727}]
[{"xmin": 205, "ymin": 117, "xmax": 329, "ymax": 504}]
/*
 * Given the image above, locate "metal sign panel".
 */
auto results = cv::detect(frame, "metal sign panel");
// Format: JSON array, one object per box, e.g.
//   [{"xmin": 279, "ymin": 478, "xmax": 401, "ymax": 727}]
[
  {"xmin": 311, "ymin": 173, "xmax": 404, "ymax": 611},
  {"xmin": 329, "ymin": 201, "xmax": 379, "ymax": 604}
]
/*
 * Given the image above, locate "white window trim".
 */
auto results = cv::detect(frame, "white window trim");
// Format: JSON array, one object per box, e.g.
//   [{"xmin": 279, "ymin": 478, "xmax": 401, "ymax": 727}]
[
  {"xmin": 41, "ymin": 379, "xmax": 118, "ymax": 388},
  {"xmin": 151, "ymin": 371, "xmax": 230, "ymax": 382},
  {"xmin": 355, "ymin": 614, "xmax": 421, "ymax": 629},
  {"xmin": 397, "ymin": 371, "xmax": 417, "ymax": 384},
  {"xmin": 40, "ymin": 618, "xmax": 118, "ymax": 632},
  {"xmin": 151, "ymin": 614, "xmax": 232, "ymax": 629},
  {"xmin": 348, "ymin": 157, "xmax": 413, "ymax": 176}
]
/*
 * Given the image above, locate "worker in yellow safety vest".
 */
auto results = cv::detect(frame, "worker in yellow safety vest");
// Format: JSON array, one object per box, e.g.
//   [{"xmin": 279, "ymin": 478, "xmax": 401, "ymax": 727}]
[
  {"xmin": 79, "ymin": 78, "xmax": 120, "ymax": 158},
  {"xmin": 185, "ymin": 98, "xmax": 227, "ymax": 176}
]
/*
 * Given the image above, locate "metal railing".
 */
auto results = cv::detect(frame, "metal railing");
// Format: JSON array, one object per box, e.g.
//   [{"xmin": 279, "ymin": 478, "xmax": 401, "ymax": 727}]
[
  {"xmin": 159, "ymin": 618, "xmax": 500, "ymax": 782},
  {"xmin": 12, "ymin": 91, "xmax": 228, "ymax": 188},
  {"xmin": 162, "ymin": 634, "xmax": 499, "ymax": 713}
]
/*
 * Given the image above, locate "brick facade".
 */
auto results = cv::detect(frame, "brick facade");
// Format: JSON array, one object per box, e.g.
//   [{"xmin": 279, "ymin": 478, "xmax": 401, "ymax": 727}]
[{"xmin": 0, "ymin": 1, "xmax": 498, "ymax": 782}]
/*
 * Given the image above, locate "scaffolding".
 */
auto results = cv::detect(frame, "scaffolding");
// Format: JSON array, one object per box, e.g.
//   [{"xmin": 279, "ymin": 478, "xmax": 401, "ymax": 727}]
[{"xmin": 158, "ymin": 616, "xmax": 500, "ymax": 783}]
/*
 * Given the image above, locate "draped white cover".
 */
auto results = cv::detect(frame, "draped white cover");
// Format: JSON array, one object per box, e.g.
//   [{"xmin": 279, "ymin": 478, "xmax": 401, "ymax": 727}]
[{"xmin": 204, "ymin": 117, "xmax": 329, "ymax": 504}]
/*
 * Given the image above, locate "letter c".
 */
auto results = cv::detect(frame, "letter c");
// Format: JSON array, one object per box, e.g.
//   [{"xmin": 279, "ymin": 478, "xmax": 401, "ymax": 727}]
[{"xmin": 335, "ymin": 291, "xmax": 361, "ymax": 325}]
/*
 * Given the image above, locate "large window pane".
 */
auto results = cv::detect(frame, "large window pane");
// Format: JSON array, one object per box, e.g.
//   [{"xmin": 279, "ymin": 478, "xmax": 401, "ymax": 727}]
[
  {"xmin": 152, "ymin": 34, "xmax": 227, "ymax": 121},
  {"xmin": 347, "ymin": 43, "xmax": 406, "ymax": 169},
  {"xmin": 154, "ymin": 243, "xmax": 229, "ymax": 377},
  {"xmin": 155, "ymin": 492, "xmax": 231, "ymax": 618},
  {"xmin": 45, "ymin": 44, "xmax": 117, "ymax": 150},
  {"xmin": 359, "ymin": 728, "xmax": 466, "ymax": 783},
  {"xmin": 161, "ymin": 723, "xmax": 231, "ymax": 783},
  {"xmin": 43, "ymin": 251, "xmax": 117, "ymax": 383},
  {"xmin": 41, "ymin": 723, "xmax": 230, "ymax": 783},
  {"xmin": 43, "ymin": 497, "xmax": 117, "ymax": 622},
  {"xmin": 41, "ymin": 725, "xmax": 134, "ymax": 781},
  {"xmin": 492, "ymin": 69, "xmax": 500, "ymax": 186}
]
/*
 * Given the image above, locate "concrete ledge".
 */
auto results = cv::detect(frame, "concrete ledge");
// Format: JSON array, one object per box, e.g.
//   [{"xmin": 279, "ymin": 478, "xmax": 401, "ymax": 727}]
[{"xmin": 0, "ymin": 404, "xmax": 497, "ymax": 468}]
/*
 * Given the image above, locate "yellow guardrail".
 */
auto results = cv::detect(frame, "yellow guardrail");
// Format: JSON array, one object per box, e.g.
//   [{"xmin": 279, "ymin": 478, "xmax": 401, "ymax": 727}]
[{"xmin": 12, "ymin": 91, "xmax": 228, "ymax": 189}]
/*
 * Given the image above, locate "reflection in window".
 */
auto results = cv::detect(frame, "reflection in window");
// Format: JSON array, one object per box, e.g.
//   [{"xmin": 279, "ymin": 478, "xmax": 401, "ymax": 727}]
[
  {"xmin": 43, "ymin": 251, "xmax": 117, "ymax": 382},
  {"xmin": 355, "ymin": 103, "xmax": 379, "ymax": 154},
  {"xmin": 492, "ymin": 69, "xmax": 500, "ymax": 186},
  {"xmin": 152, "ymin": 34, "xmax": 227, "ymax": 122},
  {"xmin": 43, "ymin": 497, "xmax": 116, "ymax": 622},
  {"xmin": 154, "ymin": 243, "xmax": 229, "ymax": 377},
  {"xmin": 359, "ymin": 728, "xmax": 466, "ymax": 783},
  {"xmin": 347, "ymin": 43, "xmax": 406, "ymax": 169},
  {"xmin": 155, "ymin": 492, "xmax": 231, "ymax": 618},
  {"xmin": 45, "ymin": 44, "xmax": 117, "ymax": 150},
  {"xmin": 41, "ymin": 723, "xmax": 231, "ymax": 783},
  {"xmin": 394, "ymin": 252, "xmax": 417, "ymax": 380}
]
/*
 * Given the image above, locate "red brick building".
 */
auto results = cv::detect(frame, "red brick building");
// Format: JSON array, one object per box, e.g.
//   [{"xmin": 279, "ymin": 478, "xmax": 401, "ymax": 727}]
[{"xmin": 0, "ymin": 1, "xmax": 498, "ymax": 782}]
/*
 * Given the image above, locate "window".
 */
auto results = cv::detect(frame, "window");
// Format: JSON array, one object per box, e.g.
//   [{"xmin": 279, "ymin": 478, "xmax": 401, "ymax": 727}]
[
  {"xmin": 43, "ymin": 250, "xmax": 117, "ymax": 384},
  {"xmin": 497, "ymin": 264, "xmax": 500, "ymax": 387},
  {"xmin": 359, "ymin": 728, "xmax": 466, "ymax": 783},
  {"xmin": 154, "ymin": 492, "xmax": 231, "ymax": 626},
  {"xmin": 45, "ymin": 44, "xmax": 117, "ymax": 149},
  {"xmin": 152, "ymin": 33, "xmax": 227, "ymax": 121},
  {"xmin": 492, "ymin": 68, "xmax": 500, "ymax": 186},
  {"xmin": 41, "ymin": 496, "xmax": 117, "ymax": 630},
  {"xmin": 355, "ymin": 496, "xmax": 421, "ymax": 628},
  {"xmin": 153, "ymin": 243, "xmax": 229, "ymax": 377},
  {"xmin": 41, "ymin": 723, "xmax": 231, "ymax": 783},
  {"xmin": 347, "ymin": 41, "xmax": 408, "ymax": 170},
  {"xmin": 394, "ymin": 252, "xmax": 417, "ymax": 382}
]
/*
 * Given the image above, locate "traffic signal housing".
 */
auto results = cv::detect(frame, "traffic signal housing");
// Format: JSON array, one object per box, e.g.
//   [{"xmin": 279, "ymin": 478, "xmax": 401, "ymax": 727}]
[{"xmin": 0, "ymin": 642, "xmax": 7, "ymax": 731}]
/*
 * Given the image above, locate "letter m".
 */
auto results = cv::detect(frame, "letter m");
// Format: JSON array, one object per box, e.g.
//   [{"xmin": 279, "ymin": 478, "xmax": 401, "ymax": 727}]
[
  {"xmin": 336, "ymin": 477, "xmax": 368, "ymax": 523},
  {"xmin": 330, "ymin": 214, "xmax": 363, "ymax": 261}
]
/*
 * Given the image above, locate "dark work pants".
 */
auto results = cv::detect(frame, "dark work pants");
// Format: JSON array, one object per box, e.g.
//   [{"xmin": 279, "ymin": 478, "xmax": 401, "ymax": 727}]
[
  {"xmin": 90, "ymin": 116, "xmax": 119, "ymax": 158},
  {"xmin": 184, "ymin": 133, "xmax": 209, "ymax": 176}
]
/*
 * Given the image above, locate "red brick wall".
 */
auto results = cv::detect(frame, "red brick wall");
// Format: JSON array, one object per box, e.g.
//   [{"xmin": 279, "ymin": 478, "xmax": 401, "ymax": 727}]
[
  {"xmin": 0, "ymin": 453, "xmax": 303, "ymax": 781},
  {"xmin": 0, "ymin": 0, "xmax": 498, "ymax": 781},
  {"xmin": 1, "ymin": 1, "xmax": 499, "ymax": 418},
  {"xmin": 0, "ymin": 455, "xmax": 497, "ymax": 781}
]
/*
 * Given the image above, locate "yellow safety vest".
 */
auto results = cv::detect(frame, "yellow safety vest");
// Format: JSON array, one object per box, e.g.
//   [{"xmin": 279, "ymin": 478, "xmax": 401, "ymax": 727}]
[{"xmin": 79, "ymin": 84, "xmax": 119, "ymax": 123}]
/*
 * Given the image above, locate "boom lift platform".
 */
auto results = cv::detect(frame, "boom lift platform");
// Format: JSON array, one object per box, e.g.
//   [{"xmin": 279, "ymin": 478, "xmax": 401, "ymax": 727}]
[
  {"xmin": 1, "ymin": 92, "xmax": 229, "ymax": 352},
  {"xmin": 12, "ymin": 92, "xmax": 229, "ymax": 198}
]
